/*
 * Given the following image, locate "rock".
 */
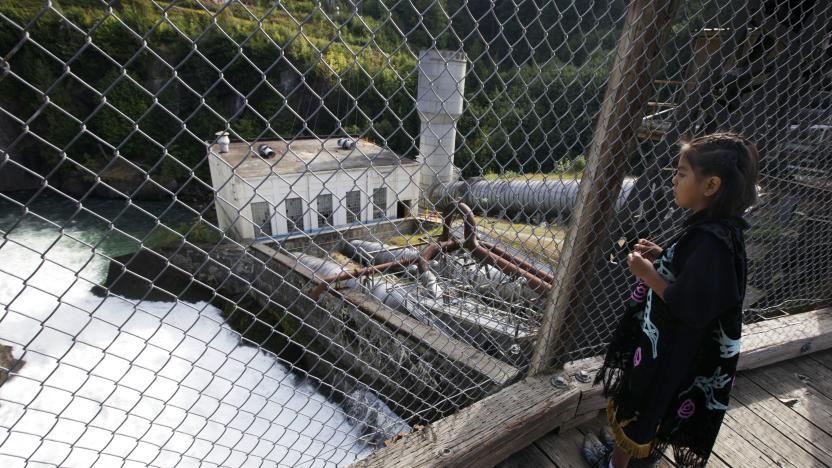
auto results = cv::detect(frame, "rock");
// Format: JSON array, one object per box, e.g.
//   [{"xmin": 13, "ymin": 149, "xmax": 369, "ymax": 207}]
[
  {"xmin": 342, "ymin": 384, "xmax": 411, "ymax": 447},
  {"xmin": 0, "ymin": 344, "xmax": 23, "ymax": 387}
]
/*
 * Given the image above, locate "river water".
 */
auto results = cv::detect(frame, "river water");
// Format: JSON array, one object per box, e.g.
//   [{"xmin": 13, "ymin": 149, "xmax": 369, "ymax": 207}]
[{"xmin": 0, "ymin": 193, "xmax": 373, "ymax": 467}]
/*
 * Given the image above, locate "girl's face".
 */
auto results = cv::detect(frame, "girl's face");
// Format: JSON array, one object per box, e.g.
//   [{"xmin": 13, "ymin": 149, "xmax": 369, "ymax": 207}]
[{"xmin": 672, "ymin": 152, "xmax": 721, "ymax": 213}]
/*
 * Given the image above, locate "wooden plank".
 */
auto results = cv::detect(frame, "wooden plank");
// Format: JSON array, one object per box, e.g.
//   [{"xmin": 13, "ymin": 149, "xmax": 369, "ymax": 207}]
[
  {"xmin": 354, "ymin": 309, "xmax": 832, "ymax": 468},
  {"xmin": 744, "ymin": 364, "xmax": 832, "ymax": 439},
  {"xmin": 809, "ymin": 348, "xmax": 832, "ymax": 372},
  {"xmin": 559, "ymin": 408, "xmax": 603, "ymax": 433},
  {"xmin": 738, "ymin": 308, "xmax": 832, "ymax": 370},
  {"xmin": 657, "ymin": 439, "xmax": 730, "ymax": 468},
  {"xmin": 496, "ymin": 445, "xmax": 556, "ymax": 468},
  {"xmin": 698, "ymin": 452, "xmax": 730, "ymax": 467},
  {"xmin": 350, "ymin": 375, "xmax": 584, "ymax": 468},
  {"xmin": 720, "ymin": 398, "xmax": 812, "ymax": 467},
  {"xmin": 530, "ymin": 0, "xmax": 682, "ymax": 374},
  {"xmin": 533, "ymin": 426, "xmax": 587, "ymax": 468},
  {"xmin": 709, "ymin": 423, "xmax": 778, "ymax": 467},
  {"xmin": 497, "ymin": 413, "xmax": 600, "ymax": 468},
  {"xmin": 781, "ymin": 357, "xmax": 832, "ymax": 403},
  {"xmin": 731, "ymin": 374, "xmax": 832, "ymax": 466},
  {"xmin": 532, "ymin": 412, "xmax": 601, "ymax": 468},
  {"xmin": 704, "ymin": 454, "xmax": 731, "ymax": 467}
]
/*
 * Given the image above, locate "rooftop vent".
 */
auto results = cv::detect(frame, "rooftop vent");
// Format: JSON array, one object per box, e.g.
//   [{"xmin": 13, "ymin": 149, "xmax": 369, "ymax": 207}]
[
  {"xmin": 258, "ymin": 144, "xmax": 276, "ymax": 158},
  {"xmin": 215, "ymin": 131, "xmax": 230, "ymax": 153}
]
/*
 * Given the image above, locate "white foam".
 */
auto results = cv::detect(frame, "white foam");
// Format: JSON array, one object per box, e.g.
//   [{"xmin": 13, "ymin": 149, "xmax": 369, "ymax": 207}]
[{"xmin": 0, "ymin": 219, "xmax": 377, "ymax": 467}]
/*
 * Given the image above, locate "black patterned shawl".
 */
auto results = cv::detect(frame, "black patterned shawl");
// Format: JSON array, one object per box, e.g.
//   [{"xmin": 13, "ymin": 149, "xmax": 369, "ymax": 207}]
[{"xmin": 595, "ymin": 212, "xmax": 749, "ymax": 467}]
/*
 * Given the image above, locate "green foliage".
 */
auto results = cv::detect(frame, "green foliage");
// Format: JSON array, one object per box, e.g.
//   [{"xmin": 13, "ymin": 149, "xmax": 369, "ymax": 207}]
[
  {"xmin": 0, "ymin": 0, "xmax": 630, "ymax": 194},
  {"xmin": 144, "ymin": 217, "xmax": 223, "ymax": 248},
  {"xmin": 572, "ymin": 156, "xmax": 586, "ymax": 173}
]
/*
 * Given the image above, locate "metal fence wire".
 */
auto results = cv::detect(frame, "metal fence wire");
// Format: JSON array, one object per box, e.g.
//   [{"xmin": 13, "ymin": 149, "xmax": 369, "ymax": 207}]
[{"xmin": 0, "ymin": 0, "xmax": 830, "ymax": 466}]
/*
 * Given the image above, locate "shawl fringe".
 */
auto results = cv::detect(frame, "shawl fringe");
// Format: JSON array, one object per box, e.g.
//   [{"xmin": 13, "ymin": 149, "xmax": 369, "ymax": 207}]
[
  {"xmin": 595, "ymin": 361, "xmax": 628, "ymax": 399},
  {"xmin": 670, "ymin": 445, "xmax": 709, "ymax": 468},
  {"xmin": 605, "ymin": 400, "xmax": 653, "ymax": 459}
]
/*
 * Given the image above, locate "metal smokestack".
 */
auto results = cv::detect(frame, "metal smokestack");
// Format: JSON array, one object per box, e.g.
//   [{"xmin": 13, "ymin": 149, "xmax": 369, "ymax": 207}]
[{"xmin": 416, "ymin": 49, "xmax": 467, "ymax": 211}]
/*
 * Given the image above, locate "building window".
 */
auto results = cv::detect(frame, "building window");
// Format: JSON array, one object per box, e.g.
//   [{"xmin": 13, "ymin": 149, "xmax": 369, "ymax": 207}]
[
  {"xmin": 372, "ymin": 188, "xmax": 387, "ymax": 219},
  {"xmin": 251, "ymin": 202, "xmax": 273, "ymax": 237},
  {"xmin": 317, "ymin": 194, "xmax": 334, "ymax": 227},
  {"xmin": 285, "ymin": 197, "xmax": 304, "ymax": 233},
  {"xmin": 345, "ymin": 190, "xmax": 361, "ymax": 223}
]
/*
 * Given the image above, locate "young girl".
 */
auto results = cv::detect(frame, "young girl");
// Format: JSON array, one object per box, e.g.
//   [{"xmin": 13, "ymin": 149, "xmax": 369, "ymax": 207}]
[{"xmin": 588, "ymin": 133, "xmax": 759, "ymax": 468}]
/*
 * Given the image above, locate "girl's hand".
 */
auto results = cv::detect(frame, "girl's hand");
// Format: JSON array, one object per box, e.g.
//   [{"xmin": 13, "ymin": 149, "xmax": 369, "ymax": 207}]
[
  {"xmin": 627, "ymin": 251, "xmax": 656, "ymax": 280},
  {"xmin": 634, "ymin": 238, "xmax": 663, "ymax": 262}
]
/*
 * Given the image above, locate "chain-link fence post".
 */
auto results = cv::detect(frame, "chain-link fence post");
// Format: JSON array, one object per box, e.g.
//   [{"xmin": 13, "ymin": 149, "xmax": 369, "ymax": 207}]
[{"xmin": 530, "ymin": 0, "xmax": 681, "ymax": 375}]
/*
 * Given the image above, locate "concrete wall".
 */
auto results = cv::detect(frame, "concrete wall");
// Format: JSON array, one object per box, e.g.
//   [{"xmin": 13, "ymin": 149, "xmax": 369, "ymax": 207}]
[
  {"xmin": 208, "ymin": 149, "xmax": 246, "ymax": 240},
  {"xmin": 276, "ymin": 217, "xmax": 433, "ymax": 254}
]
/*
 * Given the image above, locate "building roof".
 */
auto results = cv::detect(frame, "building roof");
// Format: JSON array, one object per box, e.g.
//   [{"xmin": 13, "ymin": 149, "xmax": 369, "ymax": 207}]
[{"xmin": 211, "ymin": 138, "xmax": 418, "ymax": 179}]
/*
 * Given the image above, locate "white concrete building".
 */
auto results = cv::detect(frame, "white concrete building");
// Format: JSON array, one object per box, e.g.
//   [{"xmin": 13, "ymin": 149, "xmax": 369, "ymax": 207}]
[{"xmin": 208, "ymin": 137, "xmax": 421, "ymax": 241}]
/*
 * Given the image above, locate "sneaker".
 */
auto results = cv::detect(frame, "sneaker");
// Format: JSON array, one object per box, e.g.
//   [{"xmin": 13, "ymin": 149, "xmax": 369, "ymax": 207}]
[
  {"xmin": 582, "ymin": 433, "xmax": 610, "ymax": 467},
  {"xmin": 600, "ymin": 425, "xmax": 615, "ymax": 451}
]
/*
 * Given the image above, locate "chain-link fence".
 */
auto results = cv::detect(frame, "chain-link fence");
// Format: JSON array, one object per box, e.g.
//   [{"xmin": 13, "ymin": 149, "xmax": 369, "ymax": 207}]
[{"xmin": 0, "ymin": 0, "xmax": 830, "ymax": 466}]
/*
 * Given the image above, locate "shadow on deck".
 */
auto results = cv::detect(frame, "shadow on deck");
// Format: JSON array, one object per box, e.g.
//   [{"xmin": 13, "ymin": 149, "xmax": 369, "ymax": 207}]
[{"xmin": 498, "ymin": 350, "xmax": 832, "ymax": 467}]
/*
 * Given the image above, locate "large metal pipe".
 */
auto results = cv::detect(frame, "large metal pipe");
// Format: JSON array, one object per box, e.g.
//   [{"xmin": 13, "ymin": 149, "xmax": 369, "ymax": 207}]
[
  {"xmin": 473, "ymin": 245, "xmax": 551, "ymax": 295},
  {"xmin": 447, "ymin": 178, "xmax": 635, "ymax": 219},
  {"xmin": 340, "ymin": 240, "xmax": 420, "ymax": 266},
  {"xmin": 295, "ymin": 254, "xmax": 360, "ymax": 292},
  {"xmin": 435, "ymin": 257, "xmax": 541, "ymax": 304},
  {"xmin": 295, "ymin": 253, "xmax": 452, "ymax": 332},
  {"xmin": 309, "ymin": 240, "xmax": 459, "ymax": 300},
  {"xmin": 311, "ymin": 202, "xmax": 558, "ymax": 300}
]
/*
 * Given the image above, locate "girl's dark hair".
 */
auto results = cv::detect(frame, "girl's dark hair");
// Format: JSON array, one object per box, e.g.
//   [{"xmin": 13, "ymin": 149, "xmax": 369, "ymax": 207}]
[{"xmin": 680, "ymin": 132, "xmax": 759, "ymax": 218}]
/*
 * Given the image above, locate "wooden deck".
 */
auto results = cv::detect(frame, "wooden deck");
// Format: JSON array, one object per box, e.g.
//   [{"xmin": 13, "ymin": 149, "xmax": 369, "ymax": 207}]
[{"xmin": 498, "ymin": 349, "xmax": 832, "ymax": 468}]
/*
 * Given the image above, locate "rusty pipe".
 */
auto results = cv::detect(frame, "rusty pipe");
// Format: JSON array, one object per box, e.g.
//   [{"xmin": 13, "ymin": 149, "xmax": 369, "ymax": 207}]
[
  {"xmin": 444, "ymin": 202, "xmax": 553, "ymax": 292},
  {"xmin": 310, "ymin": 239, "xmax": 459, "ymax": 300},
  {"xmin": 439, "ymin": 207, "xmax": 454, "ymax": 242},
  {"xmin": 472, "ymin": 245, "xmax": 552, "ymax": 295},
  {"xmin": 438, "ymin": 202, "xmax": 477, "ymax": 249},
  {"xmin": 480, "ymin": 240, "xmax": 555, "ymax": 284},
  {"xmin": 459, "ymin": 202, "xmax": 479, "ymax": 250},
  {"xmin": 419, "ymin": 239, "xmax": 459, "ymax": 262},
  {"xmin": 309, "ymin": 256, "xmax": 418, "ymax": 299}
]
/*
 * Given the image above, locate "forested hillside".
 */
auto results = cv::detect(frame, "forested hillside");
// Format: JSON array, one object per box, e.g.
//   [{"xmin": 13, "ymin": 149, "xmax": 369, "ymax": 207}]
[{"xmin": 0, "ymin": 0, "xmax": 710, "ymax": 200}]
